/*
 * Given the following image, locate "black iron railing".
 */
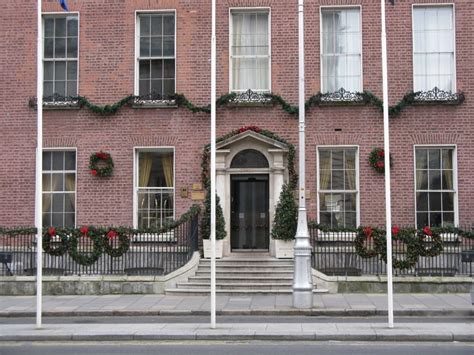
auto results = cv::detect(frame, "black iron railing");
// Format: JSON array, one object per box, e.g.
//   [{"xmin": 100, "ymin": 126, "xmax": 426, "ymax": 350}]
[
  {"xmin": 0, "ymin": 211, "xmax": 199, "ymax": 277},
  {"xmin": 309, "ymin": 225, "xmax": 474, "ymax": 277}
]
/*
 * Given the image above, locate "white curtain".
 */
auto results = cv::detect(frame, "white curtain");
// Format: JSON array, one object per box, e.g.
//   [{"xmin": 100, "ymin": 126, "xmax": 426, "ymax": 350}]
[
  {"xmin": 232, "ymin": 12, "xmax": 269, "ymax": 91},
  {"xmin": 413, "ymin": 6, "xmax": 454, "ymax": 92}
]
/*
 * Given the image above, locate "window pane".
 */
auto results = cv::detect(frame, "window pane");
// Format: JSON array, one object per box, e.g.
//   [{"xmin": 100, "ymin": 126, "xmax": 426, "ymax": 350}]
[
  {"xmin": 140, "ymin": 37, "xmax": 150, "ymax": 57},
  {"xmin": 52, "ymin": 194, "xmax": 64, "ymax": 213},
  {"xmin": 416, "ymin": 170, "xmax": 428, "ymax": 190},
  {"xmin": 429, "ymin": 170, "xmax": 441, "ymax": 190},
  {"xmin": 344, "ymin": 212, "xmax": 356, "ymax": 228},
  {"xmin": 320, "ymin": 170, "xmax": 331, "ymax": 190},
  {"xmin": 417, "ymin": 212, "xmax": 428, "ymax": 227},
  {"xmin": 67, "ymin": 17, "xmax": 78, "ymax": 36},
  {"xmin": 319, "ymin": 193, "xmax": 329, "ymax": 211},
  {"xmin": 163, "ymin": 79, "xmax": 174, "ymax": 96},
  {"xmin": 344, "ymin": 193, "xmax": 356, "ymax": 211},
  {"xmin": 139, "ymin": 60, "xmax": 150, "ymax": 79},
  {"xmin": 43, "ymin": 213, "xmax": 51, "ymax": 227},
  {"xmin": 55, "ymin": 38, "xmax": 66, "ymax": 58},
  {"xmin": 163, "ymin": 37, "xmax": 174, "ymax": 56},
  {"xmin": 320, "ymin": 212, "xmax": 331, "ymax": 226},
  {"xmin": 44, "ymin": 62, "xmax": 54, "ymax": 80},
  {"xmin": 67, "ymin": 81, "xmax": 77, "ymax": 96},
  {"xmin": 151, "ymin": 37, "xmax": 162, "ymax": 57},
  {"xmin": 151, "ymin": 60, "xmax": 163, "ymax": 79},
  {"xmin": 163, "ymin": 15, "xmax": 174, "ymax": 35},
  {"xmin": 65, "ymin": 151, "xmax": 76, "ymax": 170},
  {"xmin": 416, "ymin": 192, "xmax": 428, "ymax": 211},
  {"xmin": 416, "ymin": 149, "xmax": 428, "ymax": 169},
  {"xmin": 52, "ymin": 213, "xmax": 63, "ymax": 227},
  {"xmin": 67, "ymin": 37, "xmax": 78, "ymax": 57},
  {"xmin": 55, "ymin": 18, "xmax": 66, "ymax": 37},
  {"xmin": 140, "ymin": 16, "xmax": 150, "ymax": 36},
  {"xmin": 52, "ymin": 173, "xmax": 64, "ymax": 191},
  {"xmin": 45, "ymin": 18, "xmax": 54, "ymax": 37},
  {"xmin": 151, "ymin": 79, "xmax": 163, "ymax": 94},
  {"xmin": 42, "ymin": 174, "xmax": 51, "ymax": 192},
  {"xmin": 332, "ymin": 170, "xmax": 344, "ymax": 190},
  {"xmin": 44, "ymin": 82, "xmax": 54, "ymax": 97},
  {"xmin": 151, "ymin": 16, "xmax": 163, "ymax": 36},
  {"xmin": 429, "ymin": 192, "xmax": 442, "ymax": 211},
  {"xmin": 442, "ymin": 192, "xmax": 454, "ymax": 211},
  {"xmin": 443, "ymin": 212, "xmax": 454, "ymax": 226},
  {"xmin": 64, "ymin": 173, "xmax": 75, "ymax": 191},
  {"xmin": 428, "ymin": 149, "xmax": 440, "ymax": 169},
  {"xmin": 52, "ymin": 152, "xmax": 64, "ymax": 170},
  {"xmin": 55, "ymin": 81, "xmax": 65, "ymax": 96},
  {"xmin": 163, "ymin": 59, "xmax": 175, "ymax": 79},
  {"xmin": 43, "ymin": 151, "xmax": 52, "ymax": 170},
  {"xmin": 66, "ymin": 61, "xmax": 77, "ymax": 81},
  {"xmin": 64, "ymin": 193, "xmax": 75, "ymax": 212},
  {"xmin": 139, "ymin": 80, "xmax": 149, "ymax": 95},
  {"xmin": 42, "ymin": 194, "xmax": 51, "ymax": 213},
  {"xmin": 64, "ymin": 213, "xmax": 75, "ymax": 228},
  {"xmin": 44, "ymin": 38, "xmax": 54, "ymax": 58},
  {"xmin": 332, "ymin": 150, "xmax": 343, "ymax": 169},
  {"xmin": 430, "ymin": 212, "xmax": 442, "ymax": 227},
  {"xmin": 55, "ymin": 62, "xmax": 66, "ymax": 81}
]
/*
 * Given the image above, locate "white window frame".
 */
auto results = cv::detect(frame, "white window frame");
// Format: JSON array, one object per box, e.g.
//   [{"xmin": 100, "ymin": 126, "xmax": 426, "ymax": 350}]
[
  {"xmin": 413, "ymin": 144, "xmax": 458, "ymax": 227},
  {"xmin": 229, "ymin": 7, "xmax": 272, "ymax": 93},
  {"xmin": 42, "ymin": 148, "xmax": 77, "ymax": 228},
  {"xmin": 132, "ymin": 147, "xmax": 176, "ymax": 229},
  {"xmin": 134, "ymin": 9, "xmax": 177, "ymax": 97},
  {"xmin": 411, "ymin": 3, "xmax": 456, "ymax": 92},
  {"xmin": 42, "ymin": 12, "xmax": 80, "ymax": 98},
  {"xmin": 319, "ymin": 5, "xmax": 363, "ymax": 93},
  {"xmin": 316, "ymin": 145, "xmax": 360, "ymax": 231}
]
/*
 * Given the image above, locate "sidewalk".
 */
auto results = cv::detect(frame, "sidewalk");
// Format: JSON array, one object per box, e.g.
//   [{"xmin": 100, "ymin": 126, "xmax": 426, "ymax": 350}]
[
  {"xmin": 0, "ymin": 293, "xmax": 472, "ymax": 317},
  {"xmin": 0, "ymin": 321, "xmax": 473, "ymax": 342}
]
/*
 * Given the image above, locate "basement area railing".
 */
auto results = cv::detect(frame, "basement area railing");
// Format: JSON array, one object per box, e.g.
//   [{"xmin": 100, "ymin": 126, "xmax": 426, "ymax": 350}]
[
  {"xmin": 0, "ymin": 205, "xmax": 200, "ymax": 277},
  {"xmin": 309, "ymin": 223, "xmax": 474, "ymax": 277}
]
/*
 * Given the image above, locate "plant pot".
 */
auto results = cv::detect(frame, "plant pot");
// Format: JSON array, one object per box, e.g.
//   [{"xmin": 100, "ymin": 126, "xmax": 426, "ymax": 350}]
[
  {"xmin": 203, "ymin": 239, "xmax": 224, "ymax": 259},
  {"xmin": 274, "ymin": 239, "xmax": 294, "ymax": 259}
]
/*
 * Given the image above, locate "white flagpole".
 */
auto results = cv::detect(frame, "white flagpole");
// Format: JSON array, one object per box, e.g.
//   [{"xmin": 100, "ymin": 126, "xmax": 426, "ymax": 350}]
[
  {"xmin": 210, "ymin": 0, "xmax": 217, "ymax": 329},
  {"xmin": 35, "ymin": 0, "xmax": 44, "ymax": 329},
  {"xmin": 381, "ymin": 0, "xmax": 394, "ymax": 329}
]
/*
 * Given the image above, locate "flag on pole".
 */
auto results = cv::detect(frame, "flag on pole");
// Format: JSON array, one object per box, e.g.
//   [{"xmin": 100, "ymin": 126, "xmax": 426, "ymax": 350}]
[{"xmin": 58, "ymin": 0, "xmax": 69, "ymax": 11}]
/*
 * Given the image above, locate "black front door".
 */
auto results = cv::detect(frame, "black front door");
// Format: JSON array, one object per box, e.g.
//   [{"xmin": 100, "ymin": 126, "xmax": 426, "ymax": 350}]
[{"xmin": 231, "ymin": 175, "xmax": 269, "ymax": 250}]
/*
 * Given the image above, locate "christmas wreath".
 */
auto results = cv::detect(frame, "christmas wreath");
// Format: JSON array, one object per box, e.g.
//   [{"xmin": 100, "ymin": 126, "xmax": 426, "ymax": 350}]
[
  {"xmin": 378, "ymin": 227, "xmax": 419, "ymax": 270},
  {"xmin": 354, "ymin": 226, "xmax": 382, "ymax": 258},
  {"xmin": 42, "ymin": 227, "xmax": 69, "ymax": 256},
  {"xmin": 368, "ymin": 148, "xmax": 393, "ymax": 174},
  {"xmin": 68, "ymin": 226, "xmax": 103, "ymax": 266},
  {"xmin": 89, "ymin": 151, "xmax": 114, "ymax": 177},
  {"xmin": 102, "ymin": 228, "xmax": 131, "ymax": 258},
  {"xmin": 417, "ymin": 226, "xmax": 443, "ymax": 257}
]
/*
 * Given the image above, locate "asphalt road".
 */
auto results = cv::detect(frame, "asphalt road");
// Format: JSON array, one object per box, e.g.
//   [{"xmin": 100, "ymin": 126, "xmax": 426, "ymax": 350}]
[
  {"xmin": 0, "ymin": 315, "xmax": 471, "ymax": 324},
  {"xmin": 0, "ymin": 341, "xmax": 473, "ymax": 355}
]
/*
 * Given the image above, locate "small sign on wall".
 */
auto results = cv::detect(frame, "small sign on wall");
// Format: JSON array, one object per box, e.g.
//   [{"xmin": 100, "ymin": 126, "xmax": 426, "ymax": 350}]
[
  {"xmin": 191, "ymin": 191, "xmax": 205, "ymax": 201},
  {"xmin": 180, "ymin": 187, "xmax": 189, "ymax": 198}
]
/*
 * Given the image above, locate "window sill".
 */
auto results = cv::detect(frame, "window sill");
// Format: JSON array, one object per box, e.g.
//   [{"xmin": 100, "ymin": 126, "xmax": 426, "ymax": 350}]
[
  {"xmin": 133, "ymin": 231, "xmax": 176, "ymax": 243},
  {"xmin": 29, "ymin": 96, "xmax": 81, "ymax": 110}
]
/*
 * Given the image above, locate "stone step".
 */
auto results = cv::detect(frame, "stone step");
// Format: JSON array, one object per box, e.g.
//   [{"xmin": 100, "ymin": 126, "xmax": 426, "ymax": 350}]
[
  {"xmin": 200, "ymin": 259, "xmax": 293, "ymax": 265},
  {"xmin": 165, "ymin": 288, "xmax": 328, "ymax": 296},
  {"xmin": 195, "ymin": 271, "xmax": 293, "ymax": 278},
  {"xmin": 197, "ymin": 266, "xmax": 294, "ymax": 273},
  {"xmin": 188, "ymin": 276, "xmax": 293, "ymax": 284},
  {"xmin": 198, "ymin": 262, "xmax": 294, "ymax": 268},
  {"xmin": 176, "ymin": 282, "xmax": 293, "ymax": 290}
]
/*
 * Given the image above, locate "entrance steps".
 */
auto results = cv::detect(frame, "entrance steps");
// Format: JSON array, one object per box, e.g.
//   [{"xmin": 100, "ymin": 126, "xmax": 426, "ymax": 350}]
[{"xmin": 165, "ymin": 256, "xmax": 327, "ymax": 296}]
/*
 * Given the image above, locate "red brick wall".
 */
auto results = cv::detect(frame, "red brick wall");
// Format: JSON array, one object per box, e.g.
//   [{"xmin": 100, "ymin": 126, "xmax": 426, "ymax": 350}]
[{"xmin": 0, "ymin": 0, "xmax": 472, "ymax": 228}]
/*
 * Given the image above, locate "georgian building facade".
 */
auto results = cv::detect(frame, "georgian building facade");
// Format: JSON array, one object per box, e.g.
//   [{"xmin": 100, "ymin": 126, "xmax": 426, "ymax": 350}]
[{"xmin": 1, "ymin": 1, "xmax": 473, "ymax": 255}]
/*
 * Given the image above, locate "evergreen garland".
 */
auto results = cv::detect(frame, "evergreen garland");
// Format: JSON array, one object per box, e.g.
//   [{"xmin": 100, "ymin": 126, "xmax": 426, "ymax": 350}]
[
  {"xmin": 102, "ymin": 228, "xmax": 131, "ymax": 258},
  {"xmin": 29, "ymin": 89, "xmax": 464, "ymax": 117},
  {"xmin": 42, "ymin": 227, "xmax": 69, "ymax": 257},
  {"xmin": 68, "ymin": 227, "xmax": 103, "ymax": 266},
  {"xmin": 271, "ymin": 183, "xmax": 298, "ymax": 241},
  {"xmin": 201, "ymin": 187, "xmax": 226, "ymax": 240}
]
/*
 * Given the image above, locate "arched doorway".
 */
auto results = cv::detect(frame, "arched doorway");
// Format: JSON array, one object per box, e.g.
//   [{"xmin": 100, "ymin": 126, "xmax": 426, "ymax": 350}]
[
  {"xmin": 230, "ymin": 150, "xmax": 270, "ymax": 250},
  {"xmin": 215, "ymin": 130, "xmax": 289, "ymax": 256}
]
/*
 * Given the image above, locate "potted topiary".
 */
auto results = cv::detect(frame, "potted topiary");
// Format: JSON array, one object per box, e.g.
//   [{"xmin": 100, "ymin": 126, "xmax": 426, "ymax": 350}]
[
  {"xmin": 201, "ymin": 187, "xmax": 226, "ymax": 258},
  {"xmin": 272, "ymin": 183, "xmax": 297, "ymax": 258}
]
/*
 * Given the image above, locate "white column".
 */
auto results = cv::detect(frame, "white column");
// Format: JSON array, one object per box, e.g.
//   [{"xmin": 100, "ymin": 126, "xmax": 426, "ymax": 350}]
[
  {"xmin": 293, "ymin": 0, "xmax": 313, "ymax": 309},
  {"xmin": 35, "ymin": 0, "xmax": 44, "ymax": 329},
  {"xmin": 381, "ymin": 0, "xmax": 394, "ymax": 329}
]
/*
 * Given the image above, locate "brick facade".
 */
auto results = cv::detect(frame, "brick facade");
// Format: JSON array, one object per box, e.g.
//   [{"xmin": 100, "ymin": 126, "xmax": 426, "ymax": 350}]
[{"xmin": 0, "ymin": 0, "xmax": 472, "ymax": 228}]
